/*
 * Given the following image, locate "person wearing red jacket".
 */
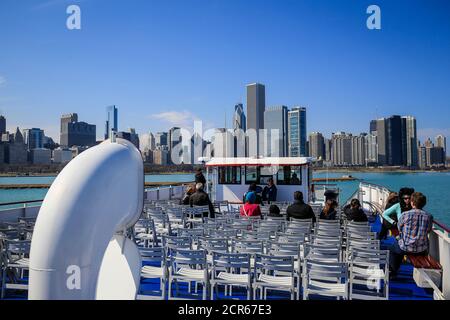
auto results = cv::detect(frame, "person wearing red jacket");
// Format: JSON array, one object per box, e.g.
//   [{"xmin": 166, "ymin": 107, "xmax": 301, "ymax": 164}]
[{"xmin": 240, "ymin": 191, "xmax": 262, "ymax": 218}]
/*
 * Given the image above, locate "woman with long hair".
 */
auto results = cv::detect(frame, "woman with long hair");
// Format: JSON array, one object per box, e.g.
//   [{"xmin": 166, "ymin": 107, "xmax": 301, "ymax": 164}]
[{"xmin": 319, "ymin": 199, "xmax": 338, "ymax": 220}]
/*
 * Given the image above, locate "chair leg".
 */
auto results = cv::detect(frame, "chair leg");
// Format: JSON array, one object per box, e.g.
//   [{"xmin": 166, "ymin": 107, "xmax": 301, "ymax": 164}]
[
  {"xmin": 210, "ymin": 283, "xmax": 214, "ymax": 300},
  {"xmin": 1, "ymin": 267, "xmax": 6, "ymax": 299},
  {"xmin": 203, "ymin": 282, "xmax": 207, "ymax": 300}
]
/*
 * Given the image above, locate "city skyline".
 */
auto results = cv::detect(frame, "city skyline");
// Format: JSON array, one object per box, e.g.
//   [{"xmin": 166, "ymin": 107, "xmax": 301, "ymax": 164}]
[{"xmin": 0, "ymin": 1, "xmax": 449, "ymax": 145}]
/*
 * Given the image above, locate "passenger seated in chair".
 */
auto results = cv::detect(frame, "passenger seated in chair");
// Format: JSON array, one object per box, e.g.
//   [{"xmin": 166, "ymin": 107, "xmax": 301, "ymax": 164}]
[
  {"xmin": 388, "ymin": 192, "xmax": 433, "ymax": 277},
  {"xmin": 319, "ymin": 199, "xmax": 338, "ymax": 220},
  {"xmin": 267, "ymin": 204, "xmax": 282, "ymax": 218},
  {"xmin": 243, "ymin": 183, "xmax": 263, "ymax": 205},
  {"xmin": 240, "ymin": 192, "xmax": 261, "ymax": 218},
  {"xmin": 286, "ymin": 191, "xmax": 316, "ymax": 222},
  {"xmin": 378, "ymin": 188, "xmax": 414, "ymax": 240},
  {"xmin": 189, "ymin": 182, "xmax": 215, "ymax": 218},
  {"xmin": 262, "ymin": 178, "xmax": 277, "ymax": 203},
  {"xmin": 343, "ymin": 199, "xmax": 368, "ymax": 222},
  {"xmin": 180, "ymin": 184, "xmax": 195, "ymax": 205}
]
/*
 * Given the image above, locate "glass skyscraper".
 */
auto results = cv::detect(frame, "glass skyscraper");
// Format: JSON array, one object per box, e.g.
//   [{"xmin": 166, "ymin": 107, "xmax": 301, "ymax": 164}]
[
  {"xmin": 264, "ymin": 106, "xmax": 288, "ymax": 157},
  {"xmin": 105, "ymin": 105, "xmax": 118, "ymax": 139},
  {"xmin": 288, "ymin": 107, "xmax": 307, "ymax": 157}
]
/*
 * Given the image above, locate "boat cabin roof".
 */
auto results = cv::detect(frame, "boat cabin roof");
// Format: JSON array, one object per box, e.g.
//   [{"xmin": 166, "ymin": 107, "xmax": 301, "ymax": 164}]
[{"xmin": 205, "ymin": 157, "xmax": 313, "ymax": 167}]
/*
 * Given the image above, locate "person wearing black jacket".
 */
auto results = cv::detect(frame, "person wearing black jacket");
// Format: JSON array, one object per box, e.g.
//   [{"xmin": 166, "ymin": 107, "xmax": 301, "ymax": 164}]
[
  {"xmin": 189, "ymin": 182, "xmax": 215, "ymax": 218},
  {"xmin": 343, "ymin": 199, "xmax": 368, "ymax": 222},
  {"xmin": 195, "ymin": 168, "xmax": 206, "ymax": 185},
  {"xmin": 286, "ymin": 191, "xmax": 316, "ymax": 222}
]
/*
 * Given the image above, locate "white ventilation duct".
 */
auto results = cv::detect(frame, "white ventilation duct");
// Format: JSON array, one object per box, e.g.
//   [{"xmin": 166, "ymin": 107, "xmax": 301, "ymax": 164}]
[{"xmin": 29, "ymin": 138, "xmax": 144, "ymax": 300}]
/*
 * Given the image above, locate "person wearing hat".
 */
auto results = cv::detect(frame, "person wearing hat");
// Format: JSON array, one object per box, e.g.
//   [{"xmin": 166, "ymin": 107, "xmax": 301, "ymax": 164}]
[{"xmin": 240, "ymin": 191, "xmax": 262, "ymax": 218}]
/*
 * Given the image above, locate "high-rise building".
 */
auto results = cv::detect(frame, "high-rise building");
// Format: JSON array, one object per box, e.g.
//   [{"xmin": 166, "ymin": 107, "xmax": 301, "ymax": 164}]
[
  {"xmin": 212, "ymin": 128, "xmax": 235, "ymax": 158},
  {"xmin": 436, "ymin": 134, "xmax": 447, "ymax": 158},
  {"xmin": 105, "ymin": 105, "xmax": 118, "ymax": 139},
  {"xmin": 288, "ymin": 107, "xmax": 307, "ymax": 157},
  {"xmin": 30, "ymin": 148, "xmax": 51, "ymax": 165},
  {"xmin": 23, "ymin": 128, "xmax": 45, "ymax": 150},
  {"xmin": 331, "ymin": 132, "xmax": 352, "ymax": 166},
  {"xmin": 376, "ymin": 118, "xmax": 387, "ymax": 165},
  {"xmin": 246, "ymin": 83, "xmax": 265, "ymax": 156},
  {"xmin": 153, "ymin": 148, "xmax": 168, "ymax": 165},
  {"xmin": 117, "ymin": 128, "xmax": 140, "ymax": 149},
  {"xmin": 369, "ymin": 120, "xmax": 377, "ymax": 135},
  {"xmin": 309, "ymin": 132, "xmax": 325, "ymax": 160},
  {"xmin": 60, "ymin": 113, "xmax": 96, "ymax": 148},
  {"xmin": 155, "ymin": 132, "xmax": 168, "ymax": 148},
  {"xmin": 402, "ymin": 116, "xmax": 418, "ymax": 168},
  {"xmin": 386, "ymin": 115, "xmax": 403, "ymax": 166},
  {"xmin": 233, "ymin": 103, "xmax": 246, "ymax": 131},
  {"xmin": 365, "ymin": 133, "xmax": 378, "ymax": 165},
  {"xmin": 0, "ymin": 115, "xmax": 6, "ymax": 134},
  {"xmin": 5, "ymin": 127, "xmax": 28, "ymax": 164},
  {"xmin": 263, "ymin": 106, "xmax": 288, "ymax": 157},
  {"xmin": 351, "ymin": 133, "xmax": 367, "ymax": 166},
  {"xmin": 324, "ymin": 138, "xmax": 332, "ymax": 162}
]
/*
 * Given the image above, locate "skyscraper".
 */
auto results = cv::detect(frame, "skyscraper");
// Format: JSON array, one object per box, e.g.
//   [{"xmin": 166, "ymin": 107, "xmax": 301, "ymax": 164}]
[
  {"xmin": 263, "ymin": 106, "xmax": 288, "ymax": 157},
  {"xmin": 386, "ymin": 115, "xmax": 403, "ymax": 166},
  {"xmin": 309, "ymin": 132, "xmax": 325, "ymax": 160},
  {"xmin": 105, "ymin": 105, "xmax": 118, "ymax": 139},
  {"xmin": 246, "ymin": 83, "xmax": 265, "ymax": 156},
  {"xmin": 117, "ymin": 128, "xmax": 140, "ymax": 149},
  {"xmin": 402, "ymin": 116, "xmax": 418, "ymax": 168},
  {"xmin": 351, "ymin": 133, "xmax": 367, "ymax": 166},
  {"xmin": 155, "ymin": 132, "xmax": 168, "ymax": 148},
  {"xmin": 288, "ymin": 107, "xmax": 307, "ymax": 157},
  {"xmin": 436, "ymin": 134, "xmax": 447, "ymax": 155},
  {"xmin": 23, "ymin": 128, "xmax": 45, "ymax": 150},
  {"xmin": 60, "ymin": 113, "xmax": 96, "ymax": 148},
  {"xmin": 0, "ymin": 115, "xmax": 6, "ymax": 134},
  {"xmin": 376, "ymin": 118, "xmax": 387, "ymax": 165},
  {"xmin": 233, "ymin": 103, "xmax": 246, "ymax": 131},
  {"xmin": 331, "ymin": 132, "xmax": 352, "ymax": 166}
]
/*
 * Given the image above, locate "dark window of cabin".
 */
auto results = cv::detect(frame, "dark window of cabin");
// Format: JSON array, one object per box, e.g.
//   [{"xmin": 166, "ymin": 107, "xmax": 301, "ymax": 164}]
[
  {"xmin": 245, "ymin": 166, "xmax": 260, "ymax": 184},
  {"xmin": 276, "ymin": 166, "xmax": 302, "ymax": 185},
  {"xmin": 218, "ymin": 166, "xmax": 241, "ymax": 185}
]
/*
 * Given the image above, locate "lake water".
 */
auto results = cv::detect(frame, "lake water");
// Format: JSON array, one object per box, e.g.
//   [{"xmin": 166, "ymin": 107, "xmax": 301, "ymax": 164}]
[{"xmin": 1, "ymin": 172, "xmax": 449, "ymax": 225}]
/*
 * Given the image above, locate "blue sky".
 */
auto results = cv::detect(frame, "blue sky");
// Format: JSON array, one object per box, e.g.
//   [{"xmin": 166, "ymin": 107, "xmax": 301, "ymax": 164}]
[{"xmin": 0, "ymin": 0, "xmax": 449, "ymax": 147}]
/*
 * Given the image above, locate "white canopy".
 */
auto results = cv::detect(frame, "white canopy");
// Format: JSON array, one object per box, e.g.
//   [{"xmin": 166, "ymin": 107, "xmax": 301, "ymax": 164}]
[{"xmin": 205, "ymin": 157, "xmax": 313, "ymax": 167}]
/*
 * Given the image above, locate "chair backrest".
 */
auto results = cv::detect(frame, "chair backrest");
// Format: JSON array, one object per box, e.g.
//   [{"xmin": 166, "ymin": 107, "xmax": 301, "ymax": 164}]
[
  {"xmin": 209, "ymin": 229, "xmax": 238, "ymax": 238},
  {"xmin": 346, "ymin": 230, "xmax": 377, "ymax": 241},
  {"xmin": 170, "ymin": 248, "xmax": 207, "ymax": 271},
  {"xmin": 177, "ymin": 228, "xmax": 205, "ymax": 241},
  {"xmin": 5, "ymin": 239, "xmax": 31, "ymax": 257},
  {"xmin": 254, "ymin": 254, "xmax": 295, "ymax": 276},
  {"xmin": 304, "ymin": 243, "xmax": 341, "ymax": 262},
  {"xmin": 162, "ymin": 235, "xmax": 191, "ymax": 251},
  {"xmin": 303, "ymin": 258, "xmax": 348, "ymax": 283},
  {"xmin": 348, "ymin": 247, "xmax": 388, "ymax": 266},
  {"xmin": 310, "ymin": 234, "xmax": 342, "ymax": 247},
  {"xmin": 275, "ymin": 232, "xmax": 307, "ymax": 244},
  {"xmin": 139, "ymin": 247, "xmax": 165, "ymax": 266},
  {"xmin": 232, "ymin": 239, "xmax": 264, "ymax": 255},
  {"xmin": 346, "ymin": 239, "xmax": 380, "ymax": 253},
  {"xmin": 198, "ymin": 237, "xmax": 228, "ymax": 253},
  {"xmin": 266, "ymin": 241, "xmax": 301, "ymax": 257},
  {"xmin": 241, "ymin": 230, "xmax": 271, "ymax": 241},
  {"xmin": 212, "ymin": 251, "xmax": 250, "ymax": 270}
]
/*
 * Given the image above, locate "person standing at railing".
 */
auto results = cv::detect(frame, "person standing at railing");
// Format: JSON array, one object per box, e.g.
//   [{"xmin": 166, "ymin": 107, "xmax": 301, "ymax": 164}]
[
  {"xmin": 262, "ymin": 178, "xmax": 277, "ymax": 203},
  {"xmin": 195, "ymin": 168, "xmax": 206, "ymax": 185},
  {"xmin": 378, "ymin": 188, "xmax": 414, "ymax": 240},
  {"xmin": 389, "ymin": 192, "xmax": 433, "ymax": 277}
]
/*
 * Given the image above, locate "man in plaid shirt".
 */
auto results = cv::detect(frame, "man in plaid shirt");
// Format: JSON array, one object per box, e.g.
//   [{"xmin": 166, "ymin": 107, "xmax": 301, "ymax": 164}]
[{"xmin": 389, "ymin": 192, "xmax": 433, "ymax": 277}]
